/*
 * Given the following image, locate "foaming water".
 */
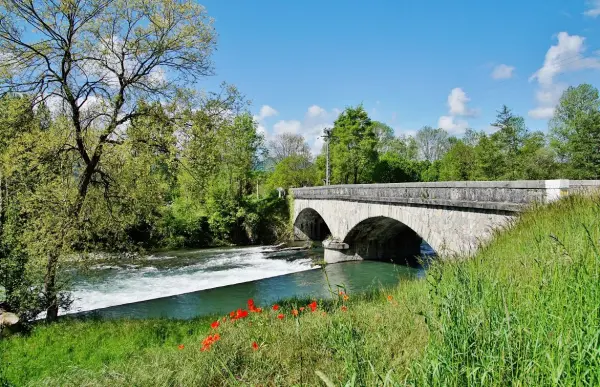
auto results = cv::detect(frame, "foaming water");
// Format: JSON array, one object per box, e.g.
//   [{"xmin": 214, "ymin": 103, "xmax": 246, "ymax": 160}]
[{"xmin": 67, "ymin": 246, "xmax": 317, "ymax": 314}]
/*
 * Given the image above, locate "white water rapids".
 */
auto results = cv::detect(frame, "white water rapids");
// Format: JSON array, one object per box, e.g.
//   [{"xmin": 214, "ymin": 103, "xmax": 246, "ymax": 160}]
[{"xmin": 67, "ymin": 246, "xmax": 317, "ymax": 314}]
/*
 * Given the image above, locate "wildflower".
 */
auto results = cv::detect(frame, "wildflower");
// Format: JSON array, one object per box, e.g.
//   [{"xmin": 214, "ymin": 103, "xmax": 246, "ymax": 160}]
[
  {"xmin": 178, "ymin": 344, "xmax": 185, "ymax": 350},
  {"xmin": 255, "ymin": 307, "xmax": 262, "ymax": 313},
  {"xmin": 222, "ymin": 317, "xmax": 227, "ymax": 322},
  {"xmin": 341, "ymin": 306, "xmax": 348, "ymax": 312},
  {"xmin": 229, "ymin": 311, "xmax": 235, "ymax": 319},
  {"xmin": 387, "ymin": 295, "xmax": 393, "ymax": 302},
  {"xmin": 272, "ymin": 304, "xmax": 280, "ymax": 311},
  {"xmin": 299, "ymin": 307, "xmax": 305, "ymax": 312},
  {"xmin": 211, "ymin": 320, "xmax": 220, "ymax": 329},
  {"xmin": 213, "ymin": 333, "xmax": 221, "ymax": 341},
  {"xmin": 248, "ymin": 298, "xmax": 259, "ymax": 312},
  {"xmin": 277, "ymin": 313, "xmax": 284, "ymax": 320},
  {"xmin": 252, "ymin": 341, "xmax": 259, "ymax": 351},
  {"xmin": 234, "ymin": 309, "xmax": 249, "ymax": 319},
  {"xmin": 308, "ymin": 301, "xmax": 317, "ymax": 312},
  {"xmin": 291, "ymin": 309, "xmax": 299, "ymax": 316},
  {"xmin": 343, "ymin": 294, "xmax": 349, "ymax": 301},
  {"xmin": 338, "ymin": 290, "xmax": 345, "ymax": 296}
]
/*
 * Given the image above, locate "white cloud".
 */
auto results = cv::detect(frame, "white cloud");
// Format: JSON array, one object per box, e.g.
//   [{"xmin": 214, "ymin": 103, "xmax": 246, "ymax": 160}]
[
  {"xmin": 584, "ymin": 0, "xmax": 600, "ymax": 17},
  {"xmin": 528, "ymin": 107, "xmax": 556, "ymax": 120},
  {"xmin": 491, "ymin": 64, "xmax": 515, "ymax": 80},
  {"xmin": 447, "ymin": 87, "xmax": 476, "ymax": 116},
  {"xmin": 437, "ymin": 88, "xmax": 475, "ymax": 135},
  {"xmin": 273, "ymin": 120, "xmax": 302, "ymax": 135},
  {"xmin": 255, "ymin": 105, "xmax": 278, "ymax": 121},
  {"xmin": 438, "ymin": 115, "xmax": 469, "ymax": 134},
  {"xmin": 528, "ymin": 32, "xmax": 600, "ymax": 119},
  {"xmin": 307, "ymin": 105, "xmax": 326, "ymax": 118}
]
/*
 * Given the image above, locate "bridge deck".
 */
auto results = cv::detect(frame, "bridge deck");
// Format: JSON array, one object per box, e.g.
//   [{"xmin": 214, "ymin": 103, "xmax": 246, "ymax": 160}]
[{"xmin": 291, "ymin": 180, "xmax": 600, "ymax": 213}]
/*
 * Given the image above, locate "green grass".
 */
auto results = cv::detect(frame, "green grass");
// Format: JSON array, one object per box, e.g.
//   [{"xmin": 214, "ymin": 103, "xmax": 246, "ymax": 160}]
[{"xmin": 2, "ymin": 195, "xmax": 600, "ymax": 386}]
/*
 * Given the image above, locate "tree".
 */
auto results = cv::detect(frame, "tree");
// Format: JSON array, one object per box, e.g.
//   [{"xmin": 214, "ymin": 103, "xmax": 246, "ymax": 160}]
[
  {"xmin": 372, "ymin": 152, "xmax": 420, "ymax": 183},
  {"xmin": 329, "ymin": 106, "xmax": 378, "ymax": 184},
  {"xmin": 550, "ymin": 84, "xmax": 600, "ymax": 178},
  {"xmin": 415, "ymin": 126, "xmax": 450, "ymax": 162},
  {"xmin": 0, "ymin": 0, "xmax": 216, "ymax": 321},
  {"xmin": 471, "ymin": 134, "xmax": 505, "ymax": 180},
  {"xmin": 267, "ymin": 133, "xmax": 311, "ymax": 163},
  {"xmin": 267, "ymin": 155, "xmax": 318, "ymax": 190},
  {"xmin": 490, "ymin": 105, "xmax": 529, "ymax": 179},
  {"xmin": 438, "ymin": 141, "xmax": 475, "ymax": 181}
]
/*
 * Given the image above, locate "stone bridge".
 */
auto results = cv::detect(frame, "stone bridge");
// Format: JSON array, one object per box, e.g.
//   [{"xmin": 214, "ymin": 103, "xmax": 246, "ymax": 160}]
[{"xmin": 291, "ymin": 180, "xmax": 600, "ymax": 265}]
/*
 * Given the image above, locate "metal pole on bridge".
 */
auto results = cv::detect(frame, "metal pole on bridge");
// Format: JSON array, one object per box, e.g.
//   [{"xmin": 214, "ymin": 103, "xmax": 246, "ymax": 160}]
[{"xmin": 323, "ymin": 128, "xmax": 333, "ymax": 186}]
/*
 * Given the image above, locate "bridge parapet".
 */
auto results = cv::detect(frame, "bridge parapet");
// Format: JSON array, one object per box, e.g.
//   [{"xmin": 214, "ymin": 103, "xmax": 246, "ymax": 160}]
[{"xmin": 291, "ymin": 180, "xmax": 600, "ymax": 213}]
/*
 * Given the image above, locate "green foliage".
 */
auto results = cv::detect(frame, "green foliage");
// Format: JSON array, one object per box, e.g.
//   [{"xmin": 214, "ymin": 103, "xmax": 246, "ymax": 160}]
[
  {"xmin": 551, "ymin": 84, "xmax": 600, "ymax": 178},
  {"xmin": 413, "ymin": 194, "xmax": 600, "ymax": 385},
  {"xmin": 329, "ymin": 106, "xmax": 378, "ymax": 184},
  {"xmin": 438, "ymin": 141, "xmax": 475, "ymax": 181},
  {"xmin": 266, "ymin": 155, "xmax": 319, "ymax": 190},
  {"xmin": 372, "ymin": 152, "xmax": 421, "ymax": 183},
  {"xmin": 3, "ymin": 196, "xmax": 600, "ymax": 385}
]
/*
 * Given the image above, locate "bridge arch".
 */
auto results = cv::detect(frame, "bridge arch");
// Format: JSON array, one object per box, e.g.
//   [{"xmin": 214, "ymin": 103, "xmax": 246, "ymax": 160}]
[
  {"xmin": 342, "ymin": 216, "xmax": 426, "ymax": 266},
  {"xmin": 293, "ymin": 207, "xmax": 331, "ymax": 241}
]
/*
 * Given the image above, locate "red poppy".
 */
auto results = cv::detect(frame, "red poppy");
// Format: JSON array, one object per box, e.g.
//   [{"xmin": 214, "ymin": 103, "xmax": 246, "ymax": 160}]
[
  {"xmin": 235, "ymin": 309, "xmax": 249, "ymax": 319},
  {"xmin": 229, "ymin": 311, "xmax": 235, "ymax": 319},
  {"xmin": 252, "ymin": 341, "xmax": 259, "ymax": 351},
  {"xmin": 308, "ymin": 301, "xmax": 317, "ymax": 312},
  {"xmin": 178, "ymin": 344, "xmax": 185, "ymax": 350},
  {"xmin": 211, "ymin": 320, "xmax": 220, "ymax": 329},
  {"xmin": 291, "ymin": 309, "xmax": 299, "ymax": 316},
  {"xmin": 213, "ymin": 333, "xmax": 221, "ymax": 341},
  {"xmin": 277, "ymin": 313, "xmax": 284, "ymax": 320},
  {"xmin": 272, "ymin": 304, "xmax": 279, "ymax": 311},
  {"xmin": 255, "ymin": 307, "xmax": 262, "ymax": 313},
  {"xmin": 341, "ymin": 306, "xmax": 348, "ymax": 312},
  {"xmin": 248, "ymin": 298, "xmax": 257, "ymax": 312},
  {"xmin": 299, "ymin": 307, "xmax": 305, "ymax": 312}
]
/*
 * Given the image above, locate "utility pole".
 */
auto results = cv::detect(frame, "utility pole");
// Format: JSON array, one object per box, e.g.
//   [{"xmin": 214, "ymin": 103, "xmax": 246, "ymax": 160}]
[{"xmin": 323, "ymin": 128, "xmax": 333, "ymax": 185}]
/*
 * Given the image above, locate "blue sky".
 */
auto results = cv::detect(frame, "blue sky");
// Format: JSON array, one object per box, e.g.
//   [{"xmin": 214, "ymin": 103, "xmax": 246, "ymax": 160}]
[{"xmin": 199, "ymin": 0, "xmax": 600, "ymax": 153}]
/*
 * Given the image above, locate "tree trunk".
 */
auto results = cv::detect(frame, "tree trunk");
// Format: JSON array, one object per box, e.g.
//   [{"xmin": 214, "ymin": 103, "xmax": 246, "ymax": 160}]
[{"xmin": 44, "ymin": 251, "xmax": 60, "ymax": 322}]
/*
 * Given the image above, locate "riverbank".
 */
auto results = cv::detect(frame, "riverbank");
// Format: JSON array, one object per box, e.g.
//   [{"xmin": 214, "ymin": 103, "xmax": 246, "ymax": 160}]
[{"xmin": 2, "ymin": 194, "xmax": 600, "ymax": 386}]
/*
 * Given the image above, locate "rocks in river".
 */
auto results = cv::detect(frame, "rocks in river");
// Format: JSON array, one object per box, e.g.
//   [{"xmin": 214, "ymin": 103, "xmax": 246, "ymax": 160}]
[{"xmin": 0, "ymin": 309, "xmax": 20, "ymax": 337}]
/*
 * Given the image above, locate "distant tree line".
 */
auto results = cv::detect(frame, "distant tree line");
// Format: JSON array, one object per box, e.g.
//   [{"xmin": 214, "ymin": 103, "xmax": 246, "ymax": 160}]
[{"xmin": 267, "ymin": 84, "xmax": 600, "ymax": 190}]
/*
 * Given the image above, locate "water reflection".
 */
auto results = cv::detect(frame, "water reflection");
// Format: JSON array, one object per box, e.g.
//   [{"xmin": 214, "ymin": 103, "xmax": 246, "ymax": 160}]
[{"xmin": 79, "ymin": 261, "xmax": 423, "ymax": 320}]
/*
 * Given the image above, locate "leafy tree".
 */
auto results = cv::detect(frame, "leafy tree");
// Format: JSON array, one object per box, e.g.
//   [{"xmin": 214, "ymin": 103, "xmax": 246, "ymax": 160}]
[
  {"xmin": 268, "ymin": 133, "xmax": 311, "ymax": 163},
  {"xmin": 438, "ymin": 141, "xmax": 475, "ymax": 181},
  {"xmin": 471, "ymin": 134, "xmax": 506, "ymax": 180},
  {"xmin": 0, "ymin": 0, "xmax": 217, "ymax": 321},
  {"xmin": 372, "ymin": 152, "xmax": 420, "ymax": 183},
  {"xmin": 329, "ymin": 106, "xmax": 378, "ymax": 184},
  {"xmin": 490, "ymin": 105, "xmax": 529, "ymax": 179},
  {"xmin": 415, "ymin": 126, "xmax": 450, "ymax": 162},
  {"xmin": 550, "ymin": 84, "xmax": 600, "ymax": 178},
  {"xmin": 267, "ymin": 155, "xmax": 318, "ymax": 190}
]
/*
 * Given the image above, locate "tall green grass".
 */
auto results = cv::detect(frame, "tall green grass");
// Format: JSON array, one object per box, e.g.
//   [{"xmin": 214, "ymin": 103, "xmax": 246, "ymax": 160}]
[
  {"xmin": 1, "ymin": 195, "xmax": 599, "ymax": 386},
  {"xmin": 411, "ymin": 195, "xmax": 600, "ymax": 386}
]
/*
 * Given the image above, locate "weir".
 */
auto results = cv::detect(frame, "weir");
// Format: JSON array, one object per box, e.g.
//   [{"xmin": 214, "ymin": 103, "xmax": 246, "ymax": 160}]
[{"xmin": 291, "ymin": 180, "xmax": 600, "ymax": 264}]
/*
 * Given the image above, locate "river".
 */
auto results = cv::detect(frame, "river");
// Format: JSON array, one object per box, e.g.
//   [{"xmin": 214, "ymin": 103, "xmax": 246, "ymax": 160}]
[{"xmin": 67, "ymin": 245, "xmax": 429, "ymax": 320}]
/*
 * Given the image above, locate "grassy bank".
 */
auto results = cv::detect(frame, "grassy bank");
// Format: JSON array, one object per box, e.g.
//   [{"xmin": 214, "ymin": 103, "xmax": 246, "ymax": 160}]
[{"xmin": 2, "ymin": 195, "xmax": 600, "ymax": 386}]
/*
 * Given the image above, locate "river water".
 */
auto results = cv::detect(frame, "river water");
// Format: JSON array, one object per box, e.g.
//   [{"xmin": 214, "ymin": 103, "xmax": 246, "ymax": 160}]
[{"xmin": 67, "ymin": 245, "xmax": 428, "ymax": 320}]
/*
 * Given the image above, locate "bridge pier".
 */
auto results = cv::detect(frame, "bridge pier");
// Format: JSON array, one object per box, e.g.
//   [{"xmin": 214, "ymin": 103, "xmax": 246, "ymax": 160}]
[{"xmin": 323, "ymin": 239, "xmax": 360, "ymax": 264}]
